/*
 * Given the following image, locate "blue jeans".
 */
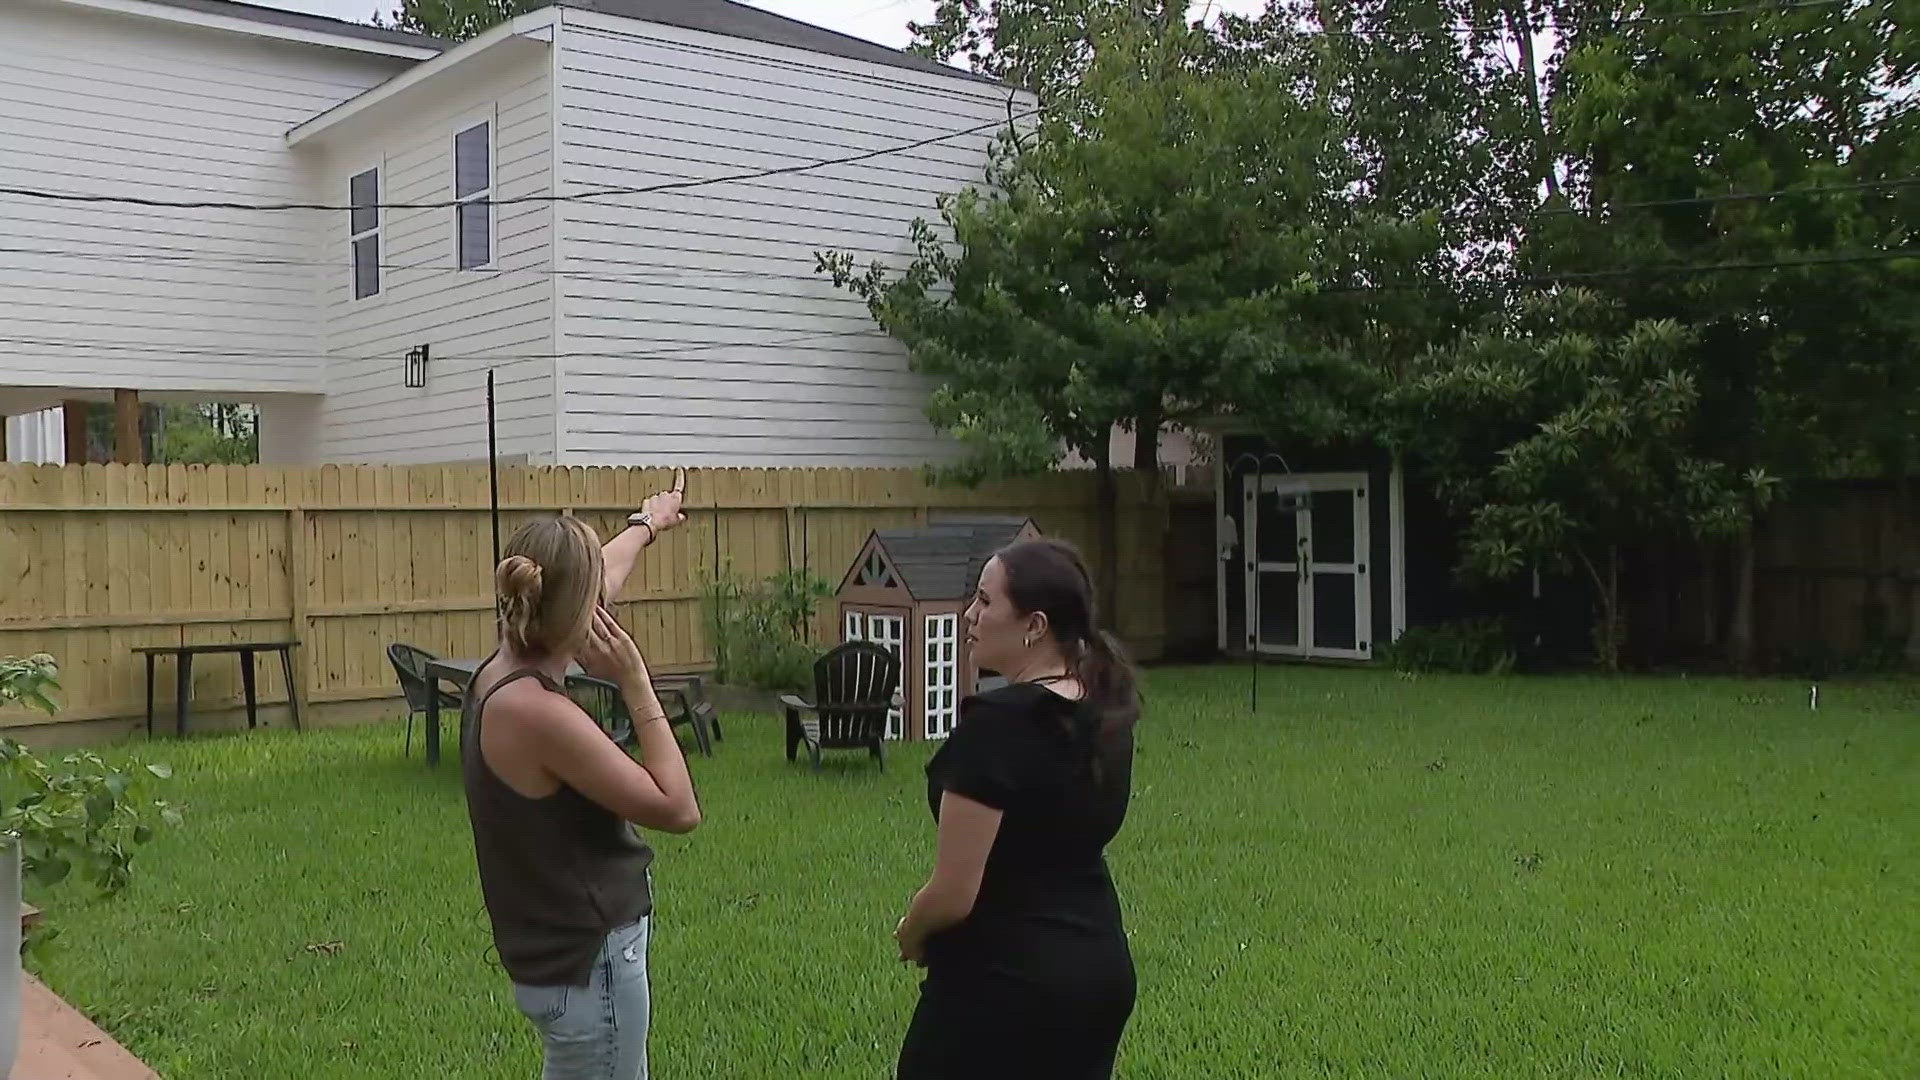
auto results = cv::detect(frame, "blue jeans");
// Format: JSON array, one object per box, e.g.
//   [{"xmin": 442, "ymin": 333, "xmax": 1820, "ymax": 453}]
[{"xmin": 511, "ymin": 918, "xmax": 651, "ymax": 1080}]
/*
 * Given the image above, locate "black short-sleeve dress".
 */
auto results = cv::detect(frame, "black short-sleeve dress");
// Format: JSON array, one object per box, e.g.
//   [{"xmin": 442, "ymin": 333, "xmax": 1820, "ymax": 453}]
[{"xmin": 897, "ymin": 681, "xmax": 1137, "ymax": 1079}]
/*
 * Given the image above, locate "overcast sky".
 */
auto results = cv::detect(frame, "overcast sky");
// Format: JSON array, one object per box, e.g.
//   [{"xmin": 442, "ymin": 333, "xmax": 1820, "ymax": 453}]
[{"xmin": 268, "ymin": 0, "xmax": 1270, "ymax": 51}]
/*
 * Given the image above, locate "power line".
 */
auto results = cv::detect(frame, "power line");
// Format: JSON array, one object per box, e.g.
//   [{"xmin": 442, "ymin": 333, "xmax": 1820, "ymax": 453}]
[
  {"xmin": 4, "ymin": 173, "xmax": 1912, "ymax": 279},
  {"xmin": 0, "ymin": 1, "xmax": 1843, "ymax": 217},
  {"xmin": 5, "ymin": 248, "xmax": 1911, "ymax": 363},
  {"xmin": 1302, "ymin": 0, "xmax": 1851, "ymax": 40},
  {"xmin": 0, "ymin": 326, "xmax": 894, "ymax": 364},
  {"xmin": 1525, "ymin": 246, "xmax": 1920, "ymax": 284},
  {"xmin": 0, "ymin": 245, "xmax": 835, "ymax": 284},
  {"xmin": 0, "ymin": 109, "xmax": 1037, "ymax": 214},
  {"xmin": 1322, "ymin": 246, "xmax": 1920, "ymax": 293},
  {"xmin": 1536, "ymin": 176, "xmax": 1920, "ymax": 215}
]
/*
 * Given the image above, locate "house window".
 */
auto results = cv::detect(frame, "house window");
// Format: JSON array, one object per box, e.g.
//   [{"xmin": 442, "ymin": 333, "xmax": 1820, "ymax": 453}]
[
  {"xmin": 924, "ymin": 613, "xmax": 957, "ymax": 739},
  {"xmin": 455, "ymin": 121, "xmax": 492, "ymax": 270},
  {"xmin": 349, "ymin": 168, "xmax": 379, "ymax": 299}
]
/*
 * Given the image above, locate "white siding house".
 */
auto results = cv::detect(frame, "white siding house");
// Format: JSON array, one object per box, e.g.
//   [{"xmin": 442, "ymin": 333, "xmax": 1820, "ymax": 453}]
[
  {"xmin": 549, "ymin": 11, "xmax": 1009, "ymax": 465},
  {"xmin": 0, "ymin": 0, "xmax": 1020, "ymax": 467},
  {"xmin": 0, "ymin": 0, "xmax": 428, "ymax": 457},
  {"xmin": 293, "ymin": 24, "xmax": 559, "ymax": 463}
]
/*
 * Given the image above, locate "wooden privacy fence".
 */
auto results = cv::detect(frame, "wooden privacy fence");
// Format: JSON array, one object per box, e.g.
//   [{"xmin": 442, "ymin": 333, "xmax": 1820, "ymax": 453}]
[{"xmin": 0, "ymin": 463, "xmax": 1166, "ymax": 734}]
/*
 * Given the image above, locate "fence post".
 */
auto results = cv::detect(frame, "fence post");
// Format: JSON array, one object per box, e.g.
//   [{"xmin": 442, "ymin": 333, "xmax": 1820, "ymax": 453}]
[{"xmin": 287, "ymin": 506, "xmax": 311, "ymax": 722}]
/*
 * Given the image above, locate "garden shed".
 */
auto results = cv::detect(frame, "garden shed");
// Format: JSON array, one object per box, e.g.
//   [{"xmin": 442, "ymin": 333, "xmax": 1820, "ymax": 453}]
[{"xmin": 835, "ymin": 516, "xmax": 1040, "ymax": 740}]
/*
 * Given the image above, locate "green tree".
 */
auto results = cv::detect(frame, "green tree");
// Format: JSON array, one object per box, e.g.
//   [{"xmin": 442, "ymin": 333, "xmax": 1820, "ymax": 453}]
[
  {"xmin": 153, "ymin": 404, "xmax": 257, "ymax": 466},
  {"xmin": 1530, "ymin": 0, "xmax": 1920, "ymax": 667},
  {"xmin": 910, "ymin": 0, "xmax": 1188, "ymax": 102},
  {"xmin": 379, "ymin": 0, "xmax": 531, "ymax": 40},
  {"xmin": 1389, "ymin": 289, "xmax": 1771, "ymax": 670},
  {"xmin": 823, "ymin": 17, "xmax": 1408, "ymax": 615}
]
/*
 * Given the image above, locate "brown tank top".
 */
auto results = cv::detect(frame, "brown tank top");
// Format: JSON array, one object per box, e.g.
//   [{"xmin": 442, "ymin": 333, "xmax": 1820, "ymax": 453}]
[{"xmin": 461, "ymin": 655, "xmax": 654, "ymax": 987}]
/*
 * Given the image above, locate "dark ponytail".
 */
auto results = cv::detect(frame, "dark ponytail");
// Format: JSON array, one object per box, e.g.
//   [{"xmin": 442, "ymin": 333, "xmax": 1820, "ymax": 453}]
[
  {"xmin": 993, "ymin": 539, "xmax": 1141, "ymax": 746},
  {"xmin": 1066, "ymin": 628, "xmax": 1136, "ymax": 734}
]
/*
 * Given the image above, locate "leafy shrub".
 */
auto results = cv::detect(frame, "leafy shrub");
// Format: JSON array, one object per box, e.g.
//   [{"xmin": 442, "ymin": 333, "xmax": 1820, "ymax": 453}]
[
  {"xmin": 1377, "ymin": 619, "xmax": 1516, "ymax": 675},
  {"xmin": 699, "ymin": 568, "xmax": 833, "ymax": 693},
  {"xmin": 0, "ymin": 653, "xmax": 181, "ymax": 955}
]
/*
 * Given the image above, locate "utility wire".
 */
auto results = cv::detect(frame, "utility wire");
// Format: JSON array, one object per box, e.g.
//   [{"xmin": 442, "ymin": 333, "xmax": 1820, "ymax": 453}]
[
  {"xmin": 0, "ymin": 245, "xmax": 834, "ymax": 283},
  {"xmin": 1300, "ymin": 0, "xmax": 1852, "ymax": 40},
  {"xmin": 5, "ymin": 248, "xmax": 1913, "ymax": 362},
  {"xmin": 1321, "ymin": 246, "xmax": 1920, "ymax": 293},
  {"xmin": 1535, "ymin": 176, "xmax": 1920, "ymax": 215},
  {"xmin": 0, "ymin": 327, "xmax": 894, "ymax": 364},
  {"xmin": 0, "ymin": 1, "xmax": 1864, "ymax": 214},
  {"xmin": 0, "ymin": 110, "xmax": 1038, "ymax": 213},
  {"xmin": 2, "ymin": 174, "xmax": 1912, "ymax": 279}
]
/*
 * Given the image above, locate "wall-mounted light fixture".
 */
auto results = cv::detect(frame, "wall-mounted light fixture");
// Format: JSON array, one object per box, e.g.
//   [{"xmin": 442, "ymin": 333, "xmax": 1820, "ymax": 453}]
[{"xmin": 404, "ymin": 344, "xmax": 429, "ymax": 388}]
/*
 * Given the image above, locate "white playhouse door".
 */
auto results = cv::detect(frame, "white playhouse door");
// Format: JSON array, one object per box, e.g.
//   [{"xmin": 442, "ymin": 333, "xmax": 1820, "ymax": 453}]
[
  {"xmin": 847, "ymin": 611, "xmax": 907, "ymax": 740},
  {"xmin": 923, "ymin": 613, "xmax": 958, "ymax": 739}
]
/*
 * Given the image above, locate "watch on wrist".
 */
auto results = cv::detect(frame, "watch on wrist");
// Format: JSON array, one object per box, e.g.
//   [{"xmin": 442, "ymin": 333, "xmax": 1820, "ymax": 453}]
[{"xmin": 627, "ymin": 510, "xmax": 653, "ymax": 532}]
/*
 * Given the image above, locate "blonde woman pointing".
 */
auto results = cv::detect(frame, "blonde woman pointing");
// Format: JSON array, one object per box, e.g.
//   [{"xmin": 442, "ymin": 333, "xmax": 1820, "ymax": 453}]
[{"xmin": 461, "ymin": 475, "xmax": 696, "ymax": 1080}]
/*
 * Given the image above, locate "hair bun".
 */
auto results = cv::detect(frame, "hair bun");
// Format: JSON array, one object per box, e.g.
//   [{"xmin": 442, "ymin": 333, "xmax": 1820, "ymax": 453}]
[
  {"xmin": 496, "ymin": 554, "xmax": 545, "ymax": 646},
  {"xmin": 498, "ymin": 554, "xmax": 543, "ymax": 600}
]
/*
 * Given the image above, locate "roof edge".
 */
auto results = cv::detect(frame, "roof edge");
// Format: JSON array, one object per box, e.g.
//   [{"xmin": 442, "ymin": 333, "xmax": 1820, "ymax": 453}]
[
  {"xmin": 287, "ymin": 9, "xmax": 556, "ymax": 147},
  {"xmin": 552, "ymin": 0, "xmax": 1011, "ymax": 92},
  {"xmin": 53, "ymin": 0, "xmax": 446, "ymax": 57}
]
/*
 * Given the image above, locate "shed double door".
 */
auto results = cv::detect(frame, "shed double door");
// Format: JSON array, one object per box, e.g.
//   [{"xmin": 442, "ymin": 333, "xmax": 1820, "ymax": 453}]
[
  {"xmin": 1242, "ymin": 472, "xmax": 1372, "ymax": 661},
  {"xmin": 843, "ymin": 608, "xmax": 907, "ymax": 739}
]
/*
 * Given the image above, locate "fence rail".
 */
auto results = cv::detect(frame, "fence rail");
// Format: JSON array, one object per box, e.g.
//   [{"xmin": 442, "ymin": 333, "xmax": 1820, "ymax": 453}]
[{"xmin": 0, "ymin": 463, "xmax": 1166, "ymax": 732}]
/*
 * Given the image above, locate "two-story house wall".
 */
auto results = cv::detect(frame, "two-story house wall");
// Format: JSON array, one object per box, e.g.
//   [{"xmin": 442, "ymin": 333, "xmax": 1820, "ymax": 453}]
[{"xmin": 0, "ymin": 0, "xmax": 1021, "ymax": 466}]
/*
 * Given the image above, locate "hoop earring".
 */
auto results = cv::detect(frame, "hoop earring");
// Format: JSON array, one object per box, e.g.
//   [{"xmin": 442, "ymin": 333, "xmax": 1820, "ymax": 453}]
[{"xmin": 1024, "ymin": 634, "xmax": 1036, "ymax": 649}]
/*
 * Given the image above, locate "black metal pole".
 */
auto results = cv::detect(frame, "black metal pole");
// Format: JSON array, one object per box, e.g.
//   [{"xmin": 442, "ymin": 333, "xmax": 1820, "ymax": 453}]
[
  {"xmin": 487, "ymin": 369, "xmax": 500, "ymax": 565},
  {"xmin": 1230, "ymin": 451, "xmax": 1293, "ymax": 715}
]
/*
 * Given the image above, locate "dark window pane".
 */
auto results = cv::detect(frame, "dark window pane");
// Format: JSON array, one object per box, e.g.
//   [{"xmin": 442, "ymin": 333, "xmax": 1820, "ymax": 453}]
[
  {"xmin": 1258, "ymin": 569, "xmax": 1299, "ymax": 648},
  {"xmin": 455, "ymin": 123, "xmax": 490, "ymax": 198},
  {"xmin": 1311, "ymin": 490, "xmax": 1356, "ymax": 564},
  {"xmin": 349, "ymin": 169, "xmax": 377, "ymax": 236},
  {"xmin": 353, "ymin": 235, "xmax": 379, "ymax": 299},
  {"xmin": 458, "ymin": 201, "xmax": 490, "ymax": 269},
  {"xmin": 1313, "ymin": 572, "xmax": 1358, "ymax": 651},
  {"xmin": 1256, "ymin": 486, "xmax": 1299, "ymax": 563}
]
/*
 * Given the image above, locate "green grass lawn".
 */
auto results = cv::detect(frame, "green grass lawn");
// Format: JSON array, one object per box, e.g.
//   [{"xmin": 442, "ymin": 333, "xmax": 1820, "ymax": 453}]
[{"xmin": 27, "ymin": 666, "xmax": 1920, "ymax": 1079}]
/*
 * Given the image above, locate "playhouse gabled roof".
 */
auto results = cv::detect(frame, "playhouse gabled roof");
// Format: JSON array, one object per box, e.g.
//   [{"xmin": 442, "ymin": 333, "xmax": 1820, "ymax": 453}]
[{"xmin": 851, "ymin": 517, "xmax": 1035, "ymax": 601}]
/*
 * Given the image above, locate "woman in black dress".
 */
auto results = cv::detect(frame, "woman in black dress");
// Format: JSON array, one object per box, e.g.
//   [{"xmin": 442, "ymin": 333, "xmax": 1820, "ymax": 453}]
[{"xmin": 893, "ymin": 538, "xmax": 1139, "ymax": 1079}]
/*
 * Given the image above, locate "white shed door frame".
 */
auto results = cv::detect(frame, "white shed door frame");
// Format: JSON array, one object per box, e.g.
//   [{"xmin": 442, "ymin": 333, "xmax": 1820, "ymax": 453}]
[{"xmin": 1242, "ymin": 472, "xmax": 1372, "ymax": 661}]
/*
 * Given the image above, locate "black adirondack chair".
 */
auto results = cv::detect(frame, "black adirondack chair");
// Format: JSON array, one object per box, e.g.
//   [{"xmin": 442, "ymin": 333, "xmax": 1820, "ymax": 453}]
[
  {"xmin": 385, "ymin": 642, "xmax": 439, "ymax": 757},
  {"xmin": 781, "ymin": 640, "xmax": 901, "ymax": 771}
]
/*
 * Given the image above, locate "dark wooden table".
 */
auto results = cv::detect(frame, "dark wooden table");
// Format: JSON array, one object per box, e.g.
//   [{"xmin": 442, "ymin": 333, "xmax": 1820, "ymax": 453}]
[
  {"xmin": 419, "ymin": 657, "xmax": 714, "ymax": 767},
  {"xmin": 133, "ymin": 641, "xmax": 301, "ymax": 738}
]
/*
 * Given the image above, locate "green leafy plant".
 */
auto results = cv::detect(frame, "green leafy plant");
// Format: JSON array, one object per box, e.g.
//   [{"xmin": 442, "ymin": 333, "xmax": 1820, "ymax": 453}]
[
  {"xmin": 698, "ymin": 569, "xmax": 833, "ymax": 693},
  {"xmin": 0, "ymin": 654, "xmax": 180, "ymax": 908},
  {"xmin": 1376, "ymin": 620, "xmax": 1516, "ymax": 676}
]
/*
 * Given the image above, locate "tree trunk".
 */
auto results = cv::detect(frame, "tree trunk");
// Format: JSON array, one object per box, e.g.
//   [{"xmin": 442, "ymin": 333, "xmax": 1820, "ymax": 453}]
[
  {"xmin": 1503, "ymin": 0, "xmax": 1561, "ymax": 200},
  {"xmin": 1578, "ymin": 543, "xmax": 1625, "ymax": 672},
  {"xmin": 1728, "ymin": 523, "xmax": 1758, "ymax": 672},
  {"xmin": 1094, "ymin": 443, "xmax": 1121, "ymax": 632},
  {"xmin": 1132, "ymin": 411, "xmax": 1161, "ymax": 474},
  {"xmin": 1700, "ymin": 540, "xmax": 1720, "ymax": 650},
  {"xmin": 1602, "ymin": 543, "xmax": 1624, "ymax": 672}
]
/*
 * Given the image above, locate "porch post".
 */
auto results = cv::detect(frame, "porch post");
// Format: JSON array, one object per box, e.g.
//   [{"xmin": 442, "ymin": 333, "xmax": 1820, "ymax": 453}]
[
  {"xmin": 114, "ymin": 389, "xmax": 143, "ymax": 464},
  {"xmin": 62, "ymin": 400, "xmax": 89, "ymax": 464}
]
